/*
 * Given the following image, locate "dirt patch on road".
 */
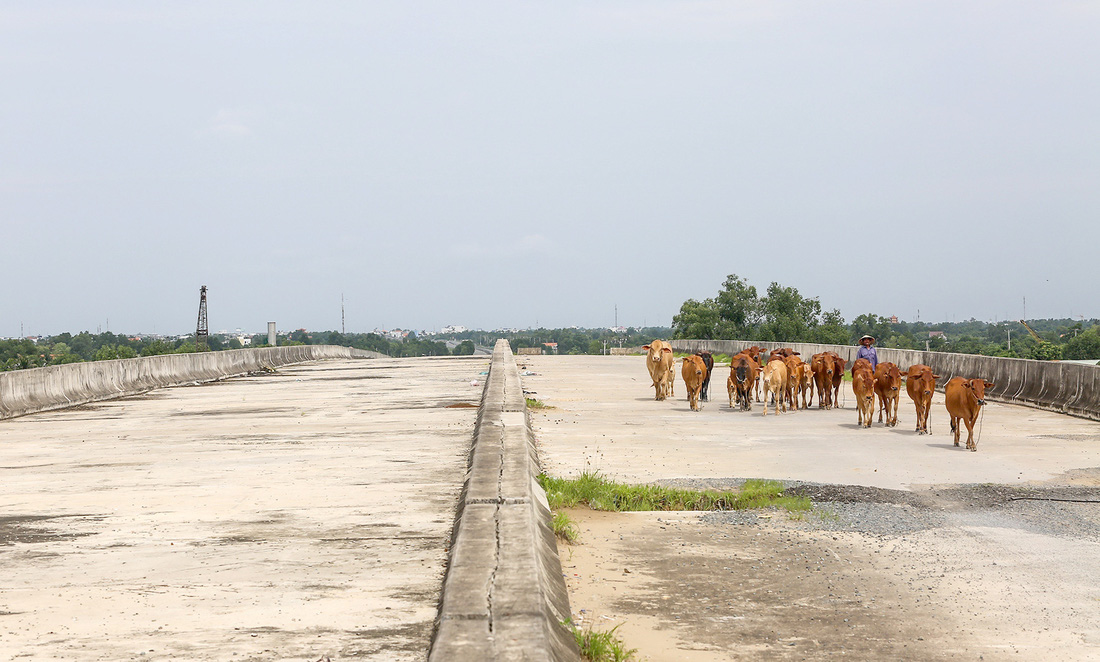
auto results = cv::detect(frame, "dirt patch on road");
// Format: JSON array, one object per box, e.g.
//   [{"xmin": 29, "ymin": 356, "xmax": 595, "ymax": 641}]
[
  {"xmin": 563, "ymin": 510, "xmax": 960, "ymax": 661},
  {"xmin": 562, "ymin": 495, "xmax": 1100, "ymax": 661}
]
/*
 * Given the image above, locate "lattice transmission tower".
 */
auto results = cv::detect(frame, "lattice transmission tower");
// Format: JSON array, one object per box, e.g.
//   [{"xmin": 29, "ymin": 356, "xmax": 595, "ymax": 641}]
[{"xmin": 196, "ymin": 285, "xmax": 209, "ymax": 349}]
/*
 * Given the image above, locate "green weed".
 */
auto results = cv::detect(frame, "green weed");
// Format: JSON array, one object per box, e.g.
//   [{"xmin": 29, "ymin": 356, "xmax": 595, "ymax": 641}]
[
  {"xmin": 537, "ymin": 473, "xmax": 811, "ymax": 515},
  {"xmin": 526, "ymin": 397, "xmax": 554, "ymax": 409},
  {"xmin": 564, "ymin": 620, "xmax": 636, "ymax": 662},
  {"xmin": 551, "ymin": 510, "xmax": 579, "ymax": 543}
]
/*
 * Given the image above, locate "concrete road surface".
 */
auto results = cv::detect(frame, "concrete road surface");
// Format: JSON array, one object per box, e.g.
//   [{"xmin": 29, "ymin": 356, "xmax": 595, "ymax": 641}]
[{"xmin": 0, "ymin": 356, "xmax": 488, "ymax": 661}]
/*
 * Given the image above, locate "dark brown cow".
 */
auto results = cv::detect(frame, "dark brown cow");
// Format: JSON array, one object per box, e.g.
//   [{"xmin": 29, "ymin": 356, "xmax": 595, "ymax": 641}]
[
  {"xmin": 682, "ymin": 355, "xmax": 708, "ymax": 412},
  {"xmin": 945, "ymin": 377, "xmax": 995, "ymax": 451},
  {"xmin": 852, "ymin": 362, "xmax": 876, "ymax": 428},
  {"xmin": 874, "ymin": 362, "xmax": 902, "ymax": 427},
  {"xmin": 903, "ymin": 364, "xmax": 941, "ymax": 435}
]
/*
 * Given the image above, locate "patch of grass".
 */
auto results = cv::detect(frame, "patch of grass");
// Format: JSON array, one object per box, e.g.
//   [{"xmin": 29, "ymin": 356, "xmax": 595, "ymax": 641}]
[
  {"xmin": 551, "ymin": 510, "xmax": 579, "ymax": 543},
  {"xmin": 538, "ymin": 473, "xmax": 811, "ymax": 515},
  {"xmin": 565, "ymin": 620, "xmax": 636, "ymax": 662},
  {"xmin": 526, "ymin": 397, "xmax": 554, "ymax": 409}
]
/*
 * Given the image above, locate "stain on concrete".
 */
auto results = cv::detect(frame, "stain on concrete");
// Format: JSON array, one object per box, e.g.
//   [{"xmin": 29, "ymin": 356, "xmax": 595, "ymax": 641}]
[{"xmin": 0, "ymin": 515, "xmax": 101, "ymax": 546}]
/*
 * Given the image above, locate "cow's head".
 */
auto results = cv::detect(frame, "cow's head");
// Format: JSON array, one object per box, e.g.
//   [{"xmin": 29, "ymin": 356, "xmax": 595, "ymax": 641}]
[{"xmin": 967, "ymin": 379, "xmax": 994, "ymax": 406}]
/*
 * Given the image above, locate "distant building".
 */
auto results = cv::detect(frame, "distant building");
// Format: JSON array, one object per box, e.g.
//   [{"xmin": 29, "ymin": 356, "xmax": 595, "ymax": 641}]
[
  {"xmin": 929, "ymin": 331, "xmax": 947, "ymax": 340},
  {"xmin": 441, "ymin": 325, "xmax": 468, "ymax": 334},
  {"xmin": 889, "ymin": 316, "xmax": 898, "ymax": 324}
]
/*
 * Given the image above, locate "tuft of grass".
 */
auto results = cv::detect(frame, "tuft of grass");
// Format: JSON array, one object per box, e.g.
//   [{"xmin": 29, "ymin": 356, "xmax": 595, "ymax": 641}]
[
  {"xmin": 551, "ymin": 510, "xmax": 579, "ymax": 543},
  {"xmin": 565, "ymin": 621, "xmax": 636, "ymax": 662},
  {"xmin": 537, "ymin": 473, "xmax": 811, "ymax": 515},
  {"xmin": 526, "ymin": 397, "xmax": 554, "ymax": 409}
]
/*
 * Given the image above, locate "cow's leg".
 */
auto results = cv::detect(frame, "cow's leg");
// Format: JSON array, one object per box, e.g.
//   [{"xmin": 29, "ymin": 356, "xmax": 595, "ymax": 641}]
[{"xmin": 965, "ymin": 416, "xmax": 976, "ymax": 450}]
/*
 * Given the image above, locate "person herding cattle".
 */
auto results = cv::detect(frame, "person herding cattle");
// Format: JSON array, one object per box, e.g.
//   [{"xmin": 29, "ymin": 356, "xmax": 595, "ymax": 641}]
[{"xmin": 856, "ymin": 335, "xmax": 879, "ymax": 371}]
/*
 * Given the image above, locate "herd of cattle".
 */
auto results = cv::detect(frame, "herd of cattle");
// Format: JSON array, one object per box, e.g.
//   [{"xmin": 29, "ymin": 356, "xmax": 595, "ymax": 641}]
[{"xmin": 643, "ymin": 341, "xmax": 995, "ymax": 452}]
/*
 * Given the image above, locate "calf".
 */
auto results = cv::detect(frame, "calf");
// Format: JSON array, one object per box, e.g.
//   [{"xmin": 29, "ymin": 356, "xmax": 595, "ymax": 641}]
[
  {"xmin": 810, "ymin": 353, "xmax": 834, "ymax": 409},
  {"xmin": 682, "ymin": 355, "xmax": 708, "ymax": 412},
  {"xmin": 695, "ymin": 352, "xmax": 714, "ymax": 401},
  {"xmin": 852, "ymin": 363, "xmax": 876, "ymax": 427},
  {"xmin": 903, "ymin": 364, "xmax": 941, "ymax": 435},
  {"xmin": 873, "ymin": 362, "xmax": 902, "ymax": 427},
  {"xmin": 945, "ymin": 377, "xmax": 994, "ymax": 451},
  {"xmin": 761, "ymin": 358, "xmax": 788, "ymax": 416},
  {"xmin": 642, "ymin": 340, "xmax": 674, "ymax": 401}
]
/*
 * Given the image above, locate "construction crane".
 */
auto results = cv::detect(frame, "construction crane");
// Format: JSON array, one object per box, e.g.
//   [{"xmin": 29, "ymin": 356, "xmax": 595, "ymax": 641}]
[{"xmin": 1019, "ymin": 320, "xmax": 1045, "ymax": 343}]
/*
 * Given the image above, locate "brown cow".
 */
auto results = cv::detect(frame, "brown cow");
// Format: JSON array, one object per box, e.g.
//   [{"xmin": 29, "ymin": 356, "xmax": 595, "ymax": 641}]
[
  {"xmin": 852, "ymin": 362, "xmax": 876, "ymax": 427},
  {"xmin": 782, "ymin": 355, "xmax": 803, "ymax": 410},
  {"xmin": 642, "ymin": 340, "xmax": 674, "ymax": 401},
  {"xmin": 728, "ymin": 353, "xmax": 756, "ymax": 411},
  {"xmin": 945, "ymin": 377, "xmax": 995, "ymax": 451},
  {"xmin": 874, "ymin": 362, "xmax": 902, "ymax": 427},
  {"xmin": 902, "ymin": 364, "xmax": 941, "ymax": 435},
  {"xmin": 761, "ymin": 358, "xmax": 788, "ymax": 416},
  {"xmin": 810, "ymin": 353, "xmax": 834, "ymax": 409},
  {"xmin": 828, "ymin": 353, "xmax": 847, "ymax": 408},
  {"xmin": 695, "ymin": 352, "xmax": 714, "ymax": 402},
  {"xmin": 682, "ymin": 355, "xmax": 708, "ymax": 412}
]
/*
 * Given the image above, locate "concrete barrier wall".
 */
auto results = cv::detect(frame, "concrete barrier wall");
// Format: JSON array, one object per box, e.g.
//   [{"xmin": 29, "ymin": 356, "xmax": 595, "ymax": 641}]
[
  {"xmin": 671, "ymin": 339, "xmax": 1100, "ymax": 422},
  {"xmin": 0, "ymin": 345, "xmax": 382, "ymax": 420},
  {"xmin": 431, "ymin": 340, "xmax": 579, "ymax": 661}
]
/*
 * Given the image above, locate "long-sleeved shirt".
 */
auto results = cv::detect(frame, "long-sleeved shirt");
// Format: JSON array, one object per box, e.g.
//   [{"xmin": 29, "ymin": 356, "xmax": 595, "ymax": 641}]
[{"xmin": 856, "ymin": 345, "xmax": 879, "ymax": 370}]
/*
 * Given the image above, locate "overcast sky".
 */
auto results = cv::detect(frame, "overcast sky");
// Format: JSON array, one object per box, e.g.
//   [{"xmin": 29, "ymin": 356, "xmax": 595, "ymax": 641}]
[{"xmin": 3, "ymin": 2, "xmax": 1098, "ymax": 337}]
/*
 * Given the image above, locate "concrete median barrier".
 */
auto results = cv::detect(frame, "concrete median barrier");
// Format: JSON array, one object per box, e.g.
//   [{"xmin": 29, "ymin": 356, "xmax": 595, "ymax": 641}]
[
  {"xmin": 430, "ymin": 340, "xmax": 580, "ymax": 662},
  {"xmin": 672, "ymin": 340, "xmax": 1100, "ymax": 422},
  {"xmin": 0, "ymin": 345, "xmax": 382, "ymax": 420}
]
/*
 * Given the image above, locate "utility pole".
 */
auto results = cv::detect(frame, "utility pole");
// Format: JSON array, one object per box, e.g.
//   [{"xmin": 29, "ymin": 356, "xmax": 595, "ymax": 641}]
[
  {"xmin": 341, "ymin": 293, "xmax": 346, "ymax": 335},
  {"xmin": 1007, "ymin": 328, "xmax": 1012, "ymax": 352},
  {"xmin": 196, "ymin": 286, "xmax": 209, "ymax": 350}
]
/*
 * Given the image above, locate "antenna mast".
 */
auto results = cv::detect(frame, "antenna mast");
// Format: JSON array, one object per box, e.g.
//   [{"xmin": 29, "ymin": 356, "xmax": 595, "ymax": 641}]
[
  {"xmin": 342, "ymin": 293, "xmax": 346, "ymax": 334},
  {"xmin": 196, "ymin": 286, "xmax": 209, "ymax": 349}
]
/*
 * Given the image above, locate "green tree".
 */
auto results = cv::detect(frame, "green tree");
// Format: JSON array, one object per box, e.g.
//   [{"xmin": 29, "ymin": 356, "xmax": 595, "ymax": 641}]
[
  {"xmin": 1063, "ymin": 327, "xmax": 1100, "ymax": 360},
  {"xmin": 714, "ymin": 274, "xmax": 760, "ymax": 338},
  {"xmin": 758, "ymin": 283, "xmax": 822, "ymax": 342},
  {"xmin": 1028, "ymin": 343, "xmax": 1063, "ymax": 361},
  {"xmin": 814, "ymin": 309, "xmax": 849, "ymax": 344},
  {"xmin": 452, "ymin": 340, "xmax": 475, "ymax": 355},
  {"xmin": 672, "ymin": 298, "xmax": 720, "ymax": 339}
]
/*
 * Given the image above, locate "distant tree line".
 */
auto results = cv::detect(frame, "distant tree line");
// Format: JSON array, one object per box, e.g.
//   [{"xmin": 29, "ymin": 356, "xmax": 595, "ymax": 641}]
[{"xmin": 673, "ymin": 274, "xmax": 1100, "ymax": 361}]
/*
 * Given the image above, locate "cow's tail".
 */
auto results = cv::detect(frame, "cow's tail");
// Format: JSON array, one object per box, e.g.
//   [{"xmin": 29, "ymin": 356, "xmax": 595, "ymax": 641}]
[{"xmin": 950, "ymin": 418, "xmax": 956, "ymax": 433}]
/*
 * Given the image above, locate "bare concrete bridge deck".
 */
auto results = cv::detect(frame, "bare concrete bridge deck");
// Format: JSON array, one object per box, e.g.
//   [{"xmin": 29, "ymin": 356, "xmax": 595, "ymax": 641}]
[{"xmin": 0, "ymin": 356, "xmax": 487, "ymax": 661}]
